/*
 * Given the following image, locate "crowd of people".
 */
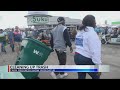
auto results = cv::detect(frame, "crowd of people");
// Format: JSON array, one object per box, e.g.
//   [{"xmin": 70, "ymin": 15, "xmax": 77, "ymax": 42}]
[
  {"xmin": 1, "ymin": 15, "xmax": 112, "ymax": 79},
  {"xmin": 94, "ymin": 26, "xmax": 120, "ymax": 44},
  {"xmin": 95, "ymin": 26, "xmax": 120, "ymax": 36},
  {"xmin": 0, "ymin": 26, "xmax": 50, "ymax": 56},
  {"xmin": 0, "ymin": 26, "xmax": 25, "ymax": 55}
]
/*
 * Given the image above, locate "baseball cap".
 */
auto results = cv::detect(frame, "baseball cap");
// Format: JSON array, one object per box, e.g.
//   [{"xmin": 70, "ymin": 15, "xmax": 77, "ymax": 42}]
[{"xmin": 57, "ymin": 17, "xmax": 65, "ymax": 22}]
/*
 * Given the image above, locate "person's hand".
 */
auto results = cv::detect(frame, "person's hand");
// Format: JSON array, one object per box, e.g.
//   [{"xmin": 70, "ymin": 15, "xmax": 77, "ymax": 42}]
[
  {"xmin": 97, "ymin": 72, "xmax": 102, "ymax": 76},
  {"xmin": 70, "ymin": 47, "xmax": 73, "ymax": 53}
]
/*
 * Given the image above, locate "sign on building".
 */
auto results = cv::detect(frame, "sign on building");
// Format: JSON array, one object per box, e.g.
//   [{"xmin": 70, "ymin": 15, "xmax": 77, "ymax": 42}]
[{"xmin": 27, "ymin": 16, "xmax": 49, "ymax": 25}]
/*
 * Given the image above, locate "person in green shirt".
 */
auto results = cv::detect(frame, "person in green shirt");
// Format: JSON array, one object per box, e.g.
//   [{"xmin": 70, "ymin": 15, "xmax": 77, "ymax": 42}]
[{"xmin": 0, "ymin": 29, "xmax": 7, "ymax": 53}]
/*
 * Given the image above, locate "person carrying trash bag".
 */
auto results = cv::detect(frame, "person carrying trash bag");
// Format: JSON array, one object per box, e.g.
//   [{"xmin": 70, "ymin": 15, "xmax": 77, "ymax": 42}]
[{"xmin": 50, "ymin": 17, "xmax": 73, "ymax": 79}]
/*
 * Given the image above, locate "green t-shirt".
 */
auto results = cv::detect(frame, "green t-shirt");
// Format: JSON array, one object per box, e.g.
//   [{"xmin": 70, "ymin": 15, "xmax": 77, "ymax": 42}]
[{"xmin": 0, "ymin": 33, "xmax": 6, "ymax": 42}]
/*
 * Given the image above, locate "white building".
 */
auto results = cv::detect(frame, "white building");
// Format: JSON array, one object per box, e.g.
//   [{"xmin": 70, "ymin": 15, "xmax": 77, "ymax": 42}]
[
  {"xmin": 25, "ymin": 11, "xmax": 82, "ymax": 33},
  {"xmin": 29, "ymin": 16, "xmax": 82, "ymax": 33},
  {"xmin": 48, "ymin": 16, "xmax": 81, "ymax": 29}
]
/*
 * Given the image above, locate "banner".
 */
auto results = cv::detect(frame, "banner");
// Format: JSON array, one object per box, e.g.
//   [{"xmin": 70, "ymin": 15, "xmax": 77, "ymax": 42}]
[{"xmin": 8, "ymin": 65, "xmax": 110, "ymax": 72}]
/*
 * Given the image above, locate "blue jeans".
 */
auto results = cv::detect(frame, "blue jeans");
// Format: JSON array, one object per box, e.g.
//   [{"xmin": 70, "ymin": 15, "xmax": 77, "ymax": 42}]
[
  {"xmin": 54, "ymin": 49, "xmax": 67, "ymax": 75},
  {"xmin": 0, "ymin": 41, "xmax": 6, "ymax": 52},
  {"xmin": 9, "ymin": 39, "xmax": 14, "ymax": 52},
  {"xmin": 74, "ymin": 53, "xmax": 100, "ymax": 79}
]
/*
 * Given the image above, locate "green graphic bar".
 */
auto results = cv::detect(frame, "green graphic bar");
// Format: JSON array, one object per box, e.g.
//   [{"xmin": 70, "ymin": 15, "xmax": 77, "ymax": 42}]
[{"xmin": 112, "ymin": 21, "xmax": 120, "ymax": 25}]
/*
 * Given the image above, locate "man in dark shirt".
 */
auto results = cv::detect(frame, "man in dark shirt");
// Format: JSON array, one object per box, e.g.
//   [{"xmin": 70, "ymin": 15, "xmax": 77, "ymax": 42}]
[
  {"xmin": 8, "ymin": 29, "xmax": 15, "ymax": 52},
  {"xmin": 105, "ymin": 26, "xmax": 108, "ymax": 35},
  {"xmin": 50, "ymin": 17, "xmax": 73, "ymax": 79}
]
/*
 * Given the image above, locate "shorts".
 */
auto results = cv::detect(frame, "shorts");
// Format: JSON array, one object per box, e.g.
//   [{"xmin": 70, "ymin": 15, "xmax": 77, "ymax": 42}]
[{"xmin": 15, "ymin": 42, "xmax": 21, "ymax": 48}]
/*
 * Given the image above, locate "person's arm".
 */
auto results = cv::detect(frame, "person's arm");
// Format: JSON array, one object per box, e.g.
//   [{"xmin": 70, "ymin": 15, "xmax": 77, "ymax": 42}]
[
  {"xmin": 50, "ymin": 33, "xmax": 54, "ymax": 49},
  {"xmin": 12, "ymin": 33, "xmax": 15, "ymax": 44},
  {"xmin": 63, "ymin": 29, "xmax": 73, "ymax": 53},
  {"xmin": 63, "ymin": 29, "xmax": 72, "ymax": 47},
  {"xmin": 88, "ymin": 33, "xmax": 102, "ymax": 65}
]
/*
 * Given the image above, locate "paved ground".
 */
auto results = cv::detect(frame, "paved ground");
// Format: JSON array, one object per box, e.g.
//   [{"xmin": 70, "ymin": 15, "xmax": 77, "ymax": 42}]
[{"xmin": 0, "ymin": 43, "xmax": 120, "ymax": 79}]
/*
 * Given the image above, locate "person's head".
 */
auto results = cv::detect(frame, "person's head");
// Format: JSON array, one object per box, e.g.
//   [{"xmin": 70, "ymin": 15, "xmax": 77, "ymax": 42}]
[
  {"xmin": 79, "ymin": 15, "xmax": 96, "ymax": 31},
  {"xmin": 106, "ymin": 26, "xmax": 108, "ymax": 29},
  {"xmin": 114, "ymin": 28, "xmax": 118, "ymax": 31},
  {"xmin": 12, "ymin": 28, "xmax": 14, "ymax": 32},
  {"xmin": 15, "ymin": 29, "xmax": 19, "ymax": 32},
  {"xmin": 15, "ymin": 26, "xmax": 19, "ymax": 30},
  {"xmin": 0, "ymin": 29, "xmax": 3, "ymax": 33},
  {"xmin": 57, "ymin": 17, "xmax": 65, "ymax": 25},
  {"xmin": 114, "ymin": 27, "xmax": 117, "ymax": 31}
]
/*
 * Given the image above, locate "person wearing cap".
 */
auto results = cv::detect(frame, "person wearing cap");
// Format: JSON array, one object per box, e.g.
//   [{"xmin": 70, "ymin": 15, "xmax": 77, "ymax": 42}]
[
  {"xmin": 74, "ymin": 15, "xmax": 102, "ymax": 79},
  {"xmin": 50, "ymin": 17, "xmax": 73, "ymax": 79}
]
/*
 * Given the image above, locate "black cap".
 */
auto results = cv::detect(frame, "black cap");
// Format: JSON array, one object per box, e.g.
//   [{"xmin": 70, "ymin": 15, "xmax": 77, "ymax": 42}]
[{"xmin": 57, "ymin": 17, "xmax": 65, "ymax": 22}]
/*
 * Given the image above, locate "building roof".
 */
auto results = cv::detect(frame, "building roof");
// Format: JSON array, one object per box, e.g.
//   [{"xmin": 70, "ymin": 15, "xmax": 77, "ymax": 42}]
[
  {"xmin": 48, "ymin": 16, "xmax": 82, "ymax": 25},
  {"xmin": 25, "ymin": 14, "xmax": 52, "ymax": 17}
]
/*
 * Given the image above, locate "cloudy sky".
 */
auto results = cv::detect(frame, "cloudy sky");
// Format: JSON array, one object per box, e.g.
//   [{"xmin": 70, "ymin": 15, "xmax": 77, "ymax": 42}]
[{"xmin": 0, "ymin": 11, "xmax": 120, "ymax": 29}]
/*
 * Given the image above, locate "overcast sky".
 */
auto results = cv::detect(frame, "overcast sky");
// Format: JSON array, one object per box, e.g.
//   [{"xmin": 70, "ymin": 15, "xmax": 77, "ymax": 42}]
[{"xmin": 0, "ymin": 11, "xmax": 120, "ymax": 29}]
